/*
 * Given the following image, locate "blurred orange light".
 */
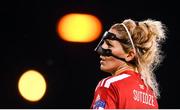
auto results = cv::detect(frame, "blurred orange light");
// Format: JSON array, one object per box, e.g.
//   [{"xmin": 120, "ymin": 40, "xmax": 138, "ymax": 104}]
[{"xmin": 57, "ymin": 13, "xmax": 102, "ymax": 43}]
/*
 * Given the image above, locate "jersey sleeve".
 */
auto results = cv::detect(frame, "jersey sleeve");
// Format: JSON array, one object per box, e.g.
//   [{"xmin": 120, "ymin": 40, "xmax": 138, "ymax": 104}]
[{"xmin": 91, "ymin": 83, "xmax": 118, "ymax": 109}]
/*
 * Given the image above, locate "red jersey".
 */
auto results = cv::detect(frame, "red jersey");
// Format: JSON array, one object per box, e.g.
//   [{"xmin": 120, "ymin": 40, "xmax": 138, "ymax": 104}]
[{"xmin": 91, "ymin": 70, "xmax": 158, "ymax": 109}]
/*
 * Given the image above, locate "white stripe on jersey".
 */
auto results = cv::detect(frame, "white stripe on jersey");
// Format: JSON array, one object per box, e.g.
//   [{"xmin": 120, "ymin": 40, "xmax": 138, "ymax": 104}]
[
  {"xmin": 104, "ymin": 74, "xmax": 131, "ymax": 88},
  {"xmin": 95, "ymin": 77, "xmax": 109, "ymax": 91},
  {"xmin": 100, "ymin": 77, "xmax": 109, "ymax": 87},
  {"xmin": 95, "ymin": 80, "xmax": 102, "ymax": 91}
]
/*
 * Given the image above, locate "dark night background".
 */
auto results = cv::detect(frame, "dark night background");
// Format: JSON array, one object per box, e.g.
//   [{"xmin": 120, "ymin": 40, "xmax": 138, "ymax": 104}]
[{"xmin": 0, "ymin": 0, "xmax": 180, "ymax": 108}]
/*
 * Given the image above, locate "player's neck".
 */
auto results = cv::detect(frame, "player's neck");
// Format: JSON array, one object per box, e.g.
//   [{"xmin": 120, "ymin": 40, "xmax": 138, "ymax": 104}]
[{"xmin": 113, "ymin": 63, "xmax": 137, "ymax": 76}]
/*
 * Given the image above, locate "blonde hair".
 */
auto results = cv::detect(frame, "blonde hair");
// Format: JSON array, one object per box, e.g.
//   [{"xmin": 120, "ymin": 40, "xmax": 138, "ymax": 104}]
[{"xmin": 111, "ymin": 19, "xmax": 167, "ymax": 98}]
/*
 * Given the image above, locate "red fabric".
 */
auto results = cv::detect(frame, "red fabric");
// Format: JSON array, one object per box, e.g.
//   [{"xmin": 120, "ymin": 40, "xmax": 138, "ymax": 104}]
[{"xmin": 91, "ymin": 70, "xmax": 158, "ymax": 109}]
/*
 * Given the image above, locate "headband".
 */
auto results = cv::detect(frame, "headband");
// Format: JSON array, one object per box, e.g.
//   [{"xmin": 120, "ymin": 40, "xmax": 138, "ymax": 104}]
[{"xmin": 121, "ymin": 23, "xmax": 136, "ymax": 54}]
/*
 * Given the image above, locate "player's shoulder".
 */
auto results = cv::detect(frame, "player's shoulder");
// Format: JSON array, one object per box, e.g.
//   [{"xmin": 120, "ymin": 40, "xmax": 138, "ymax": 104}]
[
  {"xmin": 97, "ymin": 73, "xmax": 132, "ymax": 89},
  {"xmin": 104, "ymin": 73, "xmax": 132, "ymax": 88}
]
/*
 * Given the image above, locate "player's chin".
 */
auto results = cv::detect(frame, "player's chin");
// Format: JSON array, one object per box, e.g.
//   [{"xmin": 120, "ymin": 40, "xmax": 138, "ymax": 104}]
[
  {"xmin": 100, "ymin": 65, "xmax": 109, "ymax": 72},
  {"xmin": 100, "ymin": 64, "xmax": 105, "ymax": 70}
]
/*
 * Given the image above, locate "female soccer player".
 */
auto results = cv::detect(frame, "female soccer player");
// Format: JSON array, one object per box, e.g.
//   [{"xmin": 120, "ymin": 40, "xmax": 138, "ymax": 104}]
[{"xmin": 91, "ymin": 19, "xmax": 167, "ymax": 109}]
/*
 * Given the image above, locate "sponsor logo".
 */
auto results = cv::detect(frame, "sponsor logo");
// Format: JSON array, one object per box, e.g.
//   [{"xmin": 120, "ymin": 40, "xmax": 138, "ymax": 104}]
[
  {"xmin": 93, "ymin": 95, "xmax": 106, "ymax": 109},
  {"xmin": 139, "ymin": 84, "xmax": 144, "ymax": 89}
]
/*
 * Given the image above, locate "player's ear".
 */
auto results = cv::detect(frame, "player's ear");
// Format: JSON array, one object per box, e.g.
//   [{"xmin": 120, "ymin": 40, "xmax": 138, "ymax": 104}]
[{"xmin": 125, "ymin": 49, "xmax": 135, "ymax": 62}]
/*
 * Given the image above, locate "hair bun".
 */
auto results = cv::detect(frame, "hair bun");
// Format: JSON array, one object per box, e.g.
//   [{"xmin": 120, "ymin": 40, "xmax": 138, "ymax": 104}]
[{"xmin": 141, "ymin": 19, "xmax": 167, "ymax": 42}]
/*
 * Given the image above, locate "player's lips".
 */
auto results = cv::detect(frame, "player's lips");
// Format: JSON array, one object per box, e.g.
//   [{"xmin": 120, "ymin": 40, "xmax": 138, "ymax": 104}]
[{"xmin": 100, "ymin": 56, "xmax": 106, "ymax": 64}]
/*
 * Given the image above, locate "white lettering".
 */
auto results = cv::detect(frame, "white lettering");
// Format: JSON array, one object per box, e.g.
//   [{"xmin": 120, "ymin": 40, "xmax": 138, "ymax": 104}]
[
  {"xmin": 145, "ymin": 93, "xmax": 148, "ymax": 104},
  {"xmin": 132, "ymin": 89, "xmax": 155, "ymax": 106},
  {"xmin": 133, "ymin": 89, "xmax": 137, "ymax": 101}
]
